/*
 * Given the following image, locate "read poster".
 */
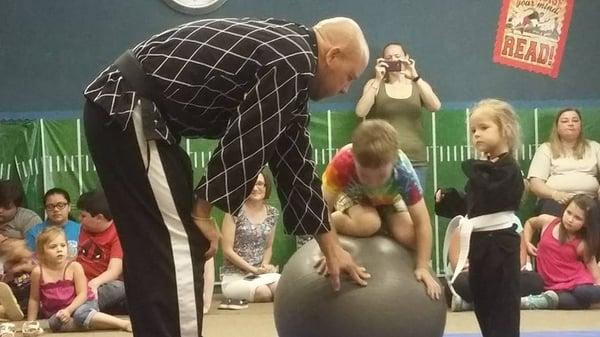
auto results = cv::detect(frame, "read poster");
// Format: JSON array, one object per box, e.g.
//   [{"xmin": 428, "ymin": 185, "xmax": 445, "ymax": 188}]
[{"xmin": 493, "ymin": 0, "xmax": 574, "ymax": 78}]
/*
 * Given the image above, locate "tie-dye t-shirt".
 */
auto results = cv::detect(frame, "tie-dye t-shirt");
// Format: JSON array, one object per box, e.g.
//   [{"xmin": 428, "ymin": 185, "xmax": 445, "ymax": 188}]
[{"xmin": 322, "ymin": 146, "xmax": 423, "ymax": 207}]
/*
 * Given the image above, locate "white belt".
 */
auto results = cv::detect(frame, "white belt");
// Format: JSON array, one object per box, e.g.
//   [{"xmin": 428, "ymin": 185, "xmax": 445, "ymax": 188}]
[{"xmin": 443, "ymin": 211, "xmax": 520, "ymax": 294}]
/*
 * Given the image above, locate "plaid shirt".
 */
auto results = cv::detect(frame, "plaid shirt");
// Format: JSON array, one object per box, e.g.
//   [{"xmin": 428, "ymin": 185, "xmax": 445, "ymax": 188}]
[{"xmin": 84, "ymin": 18, "xmax": 329, "ymax": 235}]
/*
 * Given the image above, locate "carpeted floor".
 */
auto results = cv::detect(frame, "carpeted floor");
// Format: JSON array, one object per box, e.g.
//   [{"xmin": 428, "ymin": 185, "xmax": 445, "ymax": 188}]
[
  {"xmin": 446, "ymin": 333, "xmax": 599, "ymax": 337},
  {"xmin": 3, "ymin": 296, "xmax": 599, "ymax": 336}
]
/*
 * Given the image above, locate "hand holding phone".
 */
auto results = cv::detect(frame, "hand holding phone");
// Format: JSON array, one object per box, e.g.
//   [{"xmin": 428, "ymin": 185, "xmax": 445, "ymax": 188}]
[{"xmin": 384, "ymin": 60, "xmax": 402, "ymax": 72}]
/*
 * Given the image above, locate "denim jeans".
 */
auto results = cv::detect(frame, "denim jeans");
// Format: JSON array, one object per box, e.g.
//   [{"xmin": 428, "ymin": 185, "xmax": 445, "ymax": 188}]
[
  {"xmin": 98, "ymin": 280, "xmax": 128, "ymax": 314},
  {"xmin": 48, "ymin": 299, "xmax": 98, "ymax": 331}
]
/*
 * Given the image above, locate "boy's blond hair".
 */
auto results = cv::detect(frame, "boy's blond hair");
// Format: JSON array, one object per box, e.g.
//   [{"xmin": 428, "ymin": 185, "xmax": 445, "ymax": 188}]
[
  {"xmin": 470, "ymin": 99, "xmax": 521, "ymax": 156},
  {"xmin": 35, "ymin": 226, "xmax": 66, "ymax": 265},
  {"xmin": 352, "ymin": 119, "xmax": 399, "ymax": 167}
]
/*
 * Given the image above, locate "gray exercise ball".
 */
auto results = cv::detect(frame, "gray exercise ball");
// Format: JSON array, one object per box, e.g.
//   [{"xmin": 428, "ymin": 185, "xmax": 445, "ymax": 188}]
[{"xmin": 274, "ymin": 235, "xmax": 446, "ymax": 337}]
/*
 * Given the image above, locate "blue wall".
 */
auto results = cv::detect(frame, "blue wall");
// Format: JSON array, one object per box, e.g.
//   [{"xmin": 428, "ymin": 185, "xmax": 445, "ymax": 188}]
[{"xmin": 1, "ymin": 0, "xmax": 599, "ymax": 119}]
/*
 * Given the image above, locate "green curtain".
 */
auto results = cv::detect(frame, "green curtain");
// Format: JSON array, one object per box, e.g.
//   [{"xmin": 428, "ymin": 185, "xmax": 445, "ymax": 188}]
[{"xmin": 2, "ymin": 107, "xmax": 599, "ymax": 276}]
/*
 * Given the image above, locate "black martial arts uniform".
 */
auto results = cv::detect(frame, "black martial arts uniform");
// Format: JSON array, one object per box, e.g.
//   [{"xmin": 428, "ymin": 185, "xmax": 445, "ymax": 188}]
[
  {"xmin": 436, "ymin": 153, "xmax": 524, "ymax": 337},
  {"xmin": 84, "ymin": 18, "xmax": 330, "ymax": 337}
]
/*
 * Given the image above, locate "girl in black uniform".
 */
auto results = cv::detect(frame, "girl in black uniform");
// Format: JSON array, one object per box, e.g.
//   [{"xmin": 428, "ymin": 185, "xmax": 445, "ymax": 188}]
[{"xmin": 436, "ymin": 99, "xmax": 524, "ymax": 337}]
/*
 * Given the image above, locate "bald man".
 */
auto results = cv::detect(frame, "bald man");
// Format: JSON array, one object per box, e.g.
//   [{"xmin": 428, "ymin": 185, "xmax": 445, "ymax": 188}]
[{"xmin": 83, "ymin": 17, "xmax": 369, "ymax": 337}]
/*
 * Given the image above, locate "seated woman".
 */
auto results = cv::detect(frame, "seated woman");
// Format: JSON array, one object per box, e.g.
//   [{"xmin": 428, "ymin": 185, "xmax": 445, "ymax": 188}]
[
  {"xmin": 219, "ymin": 168, "xmax": 280, "ymax": 310},
  {"xmin": 528, "ymin": 108, "xmax": 600, "ymax": 216}
]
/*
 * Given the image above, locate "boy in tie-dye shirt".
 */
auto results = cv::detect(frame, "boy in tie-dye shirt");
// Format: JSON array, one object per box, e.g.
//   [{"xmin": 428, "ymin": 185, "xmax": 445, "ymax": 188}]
[{"xmin": 322, "ymin": 120, "xmax": 441, "ymax": 299}]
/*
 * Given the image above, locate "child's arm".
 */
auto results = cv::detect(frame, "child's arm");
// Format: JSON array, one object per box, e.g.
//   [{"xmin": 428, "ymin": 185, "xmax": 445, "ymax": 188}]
[
  {"xmin": 448, "ymin": 228, "xmax": 461, "ymax": 271},
  {"xmin": 583, "ymin": 246, "xmax": 600, "ymax": 285},
  {"xmin": 88, "ymin": 258, "xmax": 122, "ymax": 293},
  {"xmin": 520, "ymin": 232, "xmax": 529, "ymax": 269},
  {"xmin": 62, "ymin": 262, "xmax": 90, "ymax": 316},
  {"xmin": 26, "ymin": 266, "xmax": 41, "ymax": 321},
  {"xmin": 408, "ymin": 199, "xmax": 433, "ymax": 271},
  {"xmin": 522, "ymin": 214, "xmax": 554, "ymax": 257},
  {"xmin": 407, "ymin": 199, "xmax": 442, "ymax": 300},
  {"xmin": 586, "ymin": 257, "xmax": 600, "ymax": 285}
]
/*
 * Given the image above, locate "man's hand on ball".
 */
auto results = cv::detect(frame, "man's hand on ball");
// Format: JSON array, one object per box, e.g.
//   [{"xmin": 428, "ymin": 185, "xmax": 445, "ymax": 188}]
[
  {"xmin": 414, "ymin": 267, "xmax": 441, "ymax": 300},
  {"xmin": 332, "ymin": 246, "xmax": 370, "ymax": 289},
  {"xmin": 313, "ymin": 246, "xmax": 370, "ymax": 290}
]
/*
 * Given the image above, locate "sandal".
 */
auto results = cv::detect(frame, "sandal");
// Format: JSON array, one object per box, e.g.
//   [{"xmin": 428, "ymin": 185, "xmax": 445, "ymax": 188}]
[
  {"xmin": 0, "ymin": 323, "xmax": 15, "ymax": 337},
  {"xmin": 21, "ymin": 321, "xmax": 44, "ymax": 337}
]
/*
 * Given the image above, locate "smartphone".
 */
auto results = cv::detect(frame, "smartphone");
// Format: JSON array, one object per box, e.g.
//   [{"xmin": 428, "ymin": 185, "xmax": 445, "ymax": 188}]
[
  {"xmin": 244, "ymin": 274, "xmax": 260, "ymax": 280},
  {"xmin": 384, "ymin": 60, "xmax": 402, "ymax": 72}
]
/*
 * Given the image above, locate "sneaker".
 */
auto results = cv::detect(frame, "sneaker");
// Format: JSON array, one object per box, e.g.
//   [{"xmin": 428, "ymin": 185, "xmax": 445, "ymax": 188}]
[
  {"xmin": 0, "ymin": 282, "xmax": 24, "ymax": 321},
  {"xmin": 450, "ymin": 294, "xmax": 473, "ymax": 312},
  {"xmin": 218, "ymin": 298, "xmax": 248, "ymax": 310},
  {"xmin": 521, "ymin": 290, "xmax": 559, "ymax": 309}
]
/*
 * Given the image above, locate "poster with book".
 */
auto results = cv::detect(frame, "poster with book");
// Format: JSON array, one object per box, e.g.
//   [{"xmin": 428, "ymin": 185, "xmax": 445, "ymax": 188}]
[{"xmin": 493, "ymin": 0, "xmax": 574, "ymax": 78}]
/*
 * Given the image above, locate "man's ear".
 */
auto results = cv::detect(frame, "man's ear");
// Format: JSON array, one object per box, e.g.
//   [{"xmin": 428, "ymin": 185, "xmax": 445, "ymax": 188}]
[{"xmin": 325, "ymin": 46, "xmax": 342, "ymax": 66}]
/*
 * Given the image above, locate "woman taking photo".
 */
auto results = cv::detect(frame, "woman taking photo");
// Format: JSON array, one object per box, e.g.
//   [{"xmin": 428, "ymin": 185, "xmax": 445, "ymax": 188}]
[{"xmin": 355, "ymin": 42, "xmax": 441, "ymax": 186}]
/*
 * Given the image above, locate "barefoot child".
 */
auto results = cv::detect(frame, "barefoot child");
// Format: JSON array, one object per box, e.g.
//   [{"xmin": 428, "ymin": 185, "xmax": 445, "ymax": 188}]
[{"xmin": 26, "ymin": 226, "xmax": 131, "ymax": 332}]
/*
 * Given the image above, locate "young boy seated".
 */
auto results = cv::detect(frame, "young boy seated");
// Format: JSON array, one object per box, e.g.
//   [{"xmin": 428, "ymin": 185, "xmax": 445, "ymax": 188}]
[
  {"xmin": 76, "ymin": 190, "xmax": 128, "ymax": 314},
  {"xmin": 0, "ymin": 180, "xmax": 42, "ymax": 240},
  {"xmin": 322, "ymin": 119, "xmax": 440, "ymax": 299},
  {"xmin": 0, "ymin": 180, "xmax": 41, "ymax": 320}
]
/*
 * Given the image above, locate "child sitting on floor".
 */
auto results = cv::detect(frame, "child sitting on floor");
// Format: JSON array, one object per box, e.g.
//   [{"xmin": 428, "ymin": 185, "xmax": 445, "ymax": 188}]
[
  {"xmin": 27, "ymin": 226, "xmax": 131, "ymax": 332},
  {"xmin": 522, "ymin": 194, "xmax": 600, "ymax": 309}
]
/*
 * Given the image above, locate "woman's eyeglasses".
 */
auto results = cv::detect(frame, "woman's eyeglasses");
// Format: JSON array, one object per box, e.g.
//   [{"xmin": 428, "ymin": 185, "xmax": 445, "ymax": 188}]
[{"xmin": 45, "ymin": 202, "xmax": 68, "ymax": 211}]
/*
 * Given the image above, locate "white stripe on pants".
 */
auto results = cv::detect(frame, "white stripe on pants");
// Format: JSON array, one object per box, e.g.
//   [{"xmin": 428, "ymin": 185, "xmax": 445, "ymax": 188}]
[{"xmin": 130, "ymin": 102, "xmax": 199, "ymax": 337}]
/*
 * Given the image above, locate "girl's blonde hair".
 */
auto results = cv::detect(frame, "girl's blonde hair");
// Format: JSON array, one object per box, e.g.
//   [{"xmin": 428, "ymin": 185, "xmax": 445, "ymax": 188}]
[
  {"xmin": 470, "ymin": 99, "xmax": 521, "ymax": 156},
  {"xmin": 352, "ymin": 119, "xmax": 399, "ymax": 168},
  {"xmin": 548, "ymin": 108, "xmax": 588, "ymax": 159},
  {"xmin": 35, "ymin": 226, "xmax": 66, "ymax": 265}
]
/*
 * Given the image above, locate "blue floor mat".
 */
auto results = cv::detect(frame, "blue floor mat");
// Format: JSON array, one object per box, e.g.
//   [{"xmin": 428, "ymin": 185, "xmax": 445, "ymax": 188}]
[{"xmin": 445, "ymin": 332, "xmax": 599, "ymax": 337}]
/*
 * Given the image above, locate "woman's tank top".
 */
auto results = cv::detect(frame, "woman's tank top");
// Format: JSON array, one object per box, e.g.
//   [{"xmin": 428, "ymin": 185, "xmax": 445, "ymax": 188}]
[{"xmin": 367, "ymin": 80, "xmax": 426, "ymax": 165}]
